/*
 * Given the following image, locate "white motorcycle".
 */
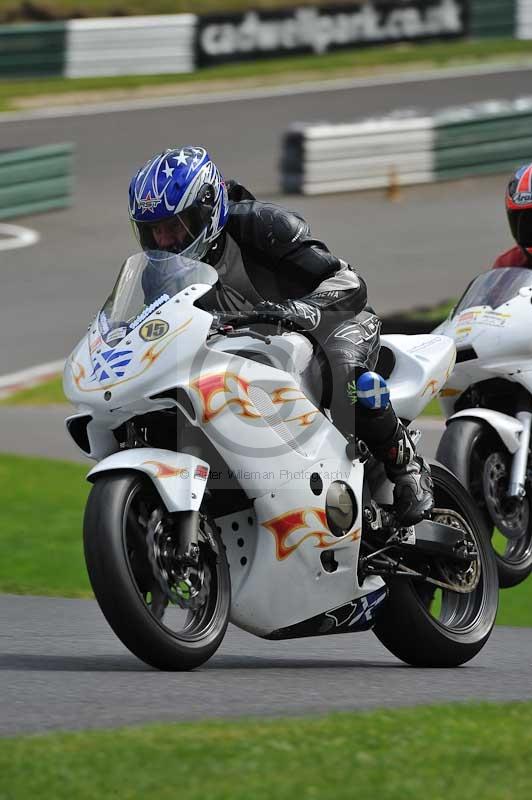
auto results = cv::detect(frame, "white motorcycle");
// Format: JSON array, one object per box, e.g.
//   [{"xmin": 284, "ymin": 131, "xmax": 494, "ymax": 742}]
[
  {"xmin": 64, "ymin": 250, "xmax": 497, "ymax": 670},
  {"xmin": 436, "ymin": 267, "xmax": 532, "ymax": 588}
]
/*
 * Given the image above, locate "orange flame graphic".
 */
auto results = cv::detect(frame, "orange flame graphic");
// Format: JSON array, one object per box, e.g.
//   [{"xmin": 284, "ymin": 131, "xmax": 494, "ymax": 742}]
[
  {"xmin": 422, "ymin": 379, "xmax": 439, "ymax": 397},
  {"xmin": 271, "ymin": 387, "xmax": 307, "ymax": 404},
  {"xmin": 190, "ymin": 372, "xmax": 261, "ymax": 423},
  {"xmin": 142, "ymin": 461, "xmax": 189, "ymax": 479},
  {"xmin": 263, "ymin": 507, "xmax": 360, "ymax": 561},
  {"xmin": 285, "ymin": 410, "xmax": 320, "ymax": 427}
]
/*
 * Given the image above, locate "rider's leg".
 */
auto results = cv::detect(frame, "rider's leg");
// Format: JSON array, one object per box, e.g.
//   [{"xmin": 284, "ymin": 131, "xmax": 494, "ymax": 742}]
[{"xmin": 325, "ymin": 314, "xmax": 433, "ymax": 526}]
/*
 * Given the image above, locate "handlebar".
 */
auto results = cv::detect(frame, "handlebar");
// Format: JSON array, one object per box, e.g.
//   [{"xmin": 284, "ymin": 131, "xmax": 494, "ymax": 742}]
[{"xmin": 208, "ymin": 312, "xmax": 303, "ymax": 343}]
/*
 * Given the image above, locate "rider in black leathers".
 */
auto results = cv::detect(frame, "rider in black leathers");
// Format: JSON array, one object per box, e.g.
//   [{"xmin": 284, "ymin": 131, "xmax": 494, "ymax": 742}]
[{"xmin": 129, "ymin": 149, "xmax": 433, "ymax": 526}]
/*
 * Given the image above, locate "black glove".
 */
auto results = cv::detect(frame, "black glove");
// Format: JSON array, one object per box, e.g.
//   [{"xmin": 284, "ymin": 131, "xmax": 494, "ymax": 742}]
[{"xmin": 253, "ymin": 300, "xmax": 321, "ymax": 331}]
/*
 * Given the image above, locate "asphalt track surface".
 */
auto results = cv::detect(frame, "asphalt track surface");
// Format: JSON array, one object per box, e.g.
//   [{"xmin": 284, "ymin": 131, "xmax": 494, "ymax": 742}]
[
  {"xmin": 1, "ymin": 595, "xmax": 531, "ymax": 736},
  {"xmin": 2, "ymin": 68, "xmax": 532, "ymax": 735},
  {"xmin": 1, "ymin": 66, "xmax": 531, "ymax": 374}
]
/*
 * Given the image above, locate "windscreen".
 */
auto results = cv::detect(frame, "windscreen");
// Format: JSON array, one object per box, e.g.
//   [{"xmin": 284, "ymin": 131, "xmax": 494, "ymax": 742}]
[
  {"xmin": 98, "ymin": 250, "xmax": 217, "ymax": 345},
  {"xmin": 452, "ymin": 268, "xmax": 532, "ymax": 318}
]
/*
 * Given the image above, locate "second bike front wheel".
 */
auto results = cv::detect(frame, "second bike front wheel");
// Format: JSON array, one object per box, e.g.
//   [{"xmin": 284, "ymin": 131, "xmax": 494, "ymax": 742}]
[{"xmin": 437, "ymin": 418, "xmax": 532, "ymax": 588}]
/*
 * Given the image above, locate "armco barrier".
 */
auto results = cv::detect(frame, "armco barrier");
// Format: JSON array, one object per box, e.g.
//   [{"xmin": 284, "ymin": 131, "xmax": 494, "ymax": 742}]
[
  {"xmin": 0, "ymin": 143, "xmax": 74, "ymax": 220},
  {"xmin": 518, "ymin": 0, "xmax": 532, "ymax": 37},
  {"xmin": 469, "ymin": 0, "xmax": 516, "ymax": 38},
  {"xmin": 66, "ymin": 15, "xmax": 196, "ymax": 78},
  {"xmin": 0, "ymin": 22, "xmax": 66, "ymax": 78},
  {"xmin": 281, "ymin": 97, "xmax": 532, "ymax": 195}
]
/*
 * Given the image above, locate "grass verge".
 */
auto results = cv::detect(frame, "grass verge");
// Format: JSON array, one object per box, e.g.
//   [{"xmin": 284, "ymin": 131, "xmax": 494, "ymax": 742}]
[
  {"xmin": 1, "ymin": 452, "xmax": 531, "ymax": 625},
  {"xmin": 0, "ymin": 453, "xmax": 91, "ymax": 596},
  {"xmin": 1, "ymin": 702, "xmax": 531, "ymax": 799},
  {"xmin": 2, "ymin": 38, "xmax": 532, "ymax": 112},
  {"xmin": 1, "ymin": 0, "xmax": 363, "ymax": 19},
  {"xmin": 0, "ymin": 375, "xmax": 65, "ymax": 406}
]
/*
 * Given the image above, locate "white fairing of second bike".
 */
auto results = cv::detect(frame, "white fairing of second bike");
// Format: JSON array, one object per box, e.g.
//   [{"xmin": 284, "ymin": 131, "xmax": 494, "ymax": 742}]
[
  {"xmin": 380, "ymin": 333, "xmax": 456, "ymax": 420},
  {"xmin": 437, "ymin": 288, "xmax": 532, "ymax": 416},
  {"xmin": 87, "ymin": 449, "xmax": 210, "ymax": 511},
  {"xmin": 446, "ymin": 408, "xmax": 524, "ymax": 454}
]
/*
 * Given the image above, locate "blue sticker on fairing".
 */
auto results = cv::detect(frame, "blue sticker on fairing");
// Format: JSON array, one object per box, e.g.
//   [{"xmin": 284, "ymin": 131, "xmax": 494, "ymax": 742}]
[{"xmin": 90, "ymin": 348, "xmax": 133, "ymax": 382}]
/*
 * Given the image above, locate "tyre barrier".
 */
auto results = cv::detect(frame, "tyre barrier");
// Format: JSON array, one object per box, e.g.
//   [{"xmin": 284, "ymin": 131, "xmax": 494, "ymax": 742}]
[
  {"xmin": 280, "ymin": 96, "xmax": 532, "ymax": 195},
  {"xmin": 0, "ymin": 143, "xmax": 74, "ymax": 220}
]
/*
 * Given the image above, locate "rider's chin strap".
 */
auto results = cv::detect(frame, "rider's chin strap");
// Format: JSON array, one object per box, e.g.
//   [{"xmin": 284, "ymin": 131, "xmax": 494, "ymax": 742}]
[{"xmin": 521, "ymin": 246, "xmax": 532, "ymax": 268}]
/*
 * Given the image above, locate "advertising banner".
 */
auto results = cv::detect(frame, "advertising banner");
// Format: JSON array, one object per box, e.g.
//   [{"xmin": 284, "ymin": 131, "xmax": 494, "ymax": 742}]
[{"xmin": 196, "ymin": 1, "xmax": 468, "ymax": 67}]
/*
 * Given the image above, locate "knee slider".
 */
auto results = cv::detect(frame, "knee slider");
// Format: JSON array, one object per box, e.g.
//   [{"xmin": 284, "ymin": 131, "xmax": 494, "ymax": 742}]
[{"xmin": 355, "ymin": 371, "xmax": 390, "ymax": 411}]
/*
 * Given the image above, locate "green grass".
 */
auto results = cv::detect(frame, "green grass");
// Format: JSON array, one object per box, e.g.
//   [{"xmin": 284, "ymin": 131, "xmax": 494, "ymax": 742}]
[
  {"xmin": 0, "ymin": 375, "xmax": 65, "ymax": 406},
  {"xmin": 403, "ymin": 298, "xmax": 456, "ymax": 322},
  {"xmin": 1, "ymin": 38, "xmax": 532, "ymax": 112},
  {"xmin": 419, "ymin": 397, "xmax": 443, "ymax": 417},
  {"xmin": 1, "ymin": 452, "xmax": 532, "ymax": 626},
  {"xmin": 1, "ymin": 702, "xmax": 531, "ymax": 799},
  {"xmin": 1, "ymin": 0, "xmax": 344, "ymax": 19},
  {"xmin": 0, "ymin": 453, "xmax": 91, "ymax": 596}
]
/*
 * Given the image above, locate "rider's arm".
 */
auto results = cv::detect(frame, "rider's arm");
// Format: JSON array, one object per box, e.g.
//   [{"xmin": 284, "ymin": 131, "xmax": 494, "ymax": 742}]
[{"xmin": 227, "ymin": 200, "xmax": 368, "ymax": 330}]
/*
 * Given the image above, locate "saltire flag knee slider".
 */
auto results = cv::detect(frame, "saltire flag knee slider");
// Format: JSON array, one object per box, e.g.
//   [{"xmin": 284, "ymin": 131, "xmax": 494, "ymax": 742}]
[{"xmin": 356, "ymin": 371, "xmax": 390, "ymax": 411}]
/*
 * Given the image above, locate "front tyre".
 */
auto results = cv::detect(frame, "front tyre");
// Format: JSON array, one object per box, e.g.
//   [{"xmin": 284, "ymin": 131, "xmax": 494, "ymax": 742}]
[
  {"xmin": 83, "ymin": 471, "xmax": 231, "ymax": 671},
  {"xmin": 437, "ymin": 419, "xmax": 532, "ymax": 588},
  {"xmin": 373, "ymin": 463, "xmax": 498, "ymax": 667}
]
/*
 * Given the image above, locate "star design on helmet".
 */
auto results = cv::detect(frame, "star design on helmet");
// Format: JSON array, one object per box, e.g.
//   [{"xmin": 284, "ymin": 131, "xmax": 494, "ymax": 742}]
[
  {"xmin": 138, "ymin": 192, "xmax": 161, "ymax": 213},
  {"xmin": 174, "ymin": 149, "xmax": 189, "ymax": 166},
  {"xmin": 162, "ymin": 161, "xmax": 174, "ymax": 179}
]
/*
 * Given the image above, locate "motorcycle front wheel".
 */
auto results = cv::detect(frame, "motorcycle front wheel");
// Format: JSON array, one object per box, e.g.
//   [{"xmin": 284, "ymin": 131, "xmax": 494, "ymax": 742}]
[
  {"xmin": 83, "ymin": 471, "xmax": 231, "ymax": 671},
  {"xmin": 373, "ymin": 462, "xmax": 498, "ymax": 667},
  {"xmin": 437, "ymin": 418, "xmax": 532, "ymax": 588}
]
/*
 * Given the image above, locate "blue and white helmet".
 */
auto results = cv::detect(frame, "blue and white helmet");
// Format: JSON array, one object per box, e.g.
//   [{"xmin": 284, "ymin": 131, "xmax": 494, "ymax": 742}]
[{"xmin": 128, "ymin": 146, "xmax": 229, "ymax": 260}]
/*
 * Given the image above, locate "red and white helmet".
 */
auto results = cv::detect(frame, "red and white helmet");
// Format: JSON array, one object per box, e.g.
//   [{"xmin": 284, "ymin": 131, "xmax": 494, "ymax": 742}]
[{"xmin": 506, "ymin": 163, "xmax": 532, "ymax": 248}]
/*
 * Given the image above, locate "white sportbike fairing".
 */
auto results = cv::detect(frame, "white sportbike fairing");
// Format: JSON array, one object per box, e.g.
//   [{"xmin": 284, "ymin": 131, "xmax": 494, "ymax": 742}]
[
  {"xmin": 65, "ymin": 250, "xmax": 497, "ymax": 669},
  {"xmin": 436, "ymin": 267, "xmax": 532, "ymax": 587}
]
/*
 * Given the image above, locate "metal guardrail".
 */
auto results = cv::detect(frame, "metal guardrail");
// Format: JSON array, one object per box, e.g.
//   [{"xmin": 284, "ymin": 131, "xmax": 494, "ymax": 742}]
[
  {"xmin": 66, "ymin": 15, "xmax": 196, "ymax": 78},
  {"xmin": 517, "ymin": 0, "xmax": 532, "ymax": 37},
  {"xmin": 281, "ymin": 98, "xmax": 532, "ymax": 195},
  {"xmin": 469, "ymin": 0, "xmax": 516, "ymax": 38},
  {"xmin": 0, "ymin": 22, "xmax": 67, "ymax": 78},
  {"xmin": 0, "ymin": 143, "xmax": 74, "ymax": 220}
]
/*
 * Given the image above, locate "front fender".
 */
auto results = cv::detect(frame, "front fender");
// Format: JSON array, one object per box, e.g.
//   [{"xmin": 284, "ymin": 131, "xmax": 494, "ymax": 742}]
[
  {"xmin": 87, "ymin": 449, "xmax": 209, "ymax": 512},
  {"xmin": 446, "ymin": 409, "xmax": 523, "ymax": 454}
]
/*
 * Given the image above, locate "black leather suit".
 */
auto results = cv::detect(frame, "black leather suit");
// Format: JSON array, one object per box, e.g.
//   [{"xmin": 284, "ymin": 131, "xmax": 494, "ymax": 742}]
[{"xmin": 198, "ymin": 182, "xmax": 398, "ymax": 449}]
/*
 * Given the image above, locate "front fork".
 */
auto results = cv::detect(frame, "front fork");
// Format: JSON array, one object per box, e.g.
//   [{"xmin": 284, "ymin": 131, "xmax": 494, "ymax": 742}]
[{"xmin": 508, "ymin": 410, "xmax": 532, "ymax": 498}]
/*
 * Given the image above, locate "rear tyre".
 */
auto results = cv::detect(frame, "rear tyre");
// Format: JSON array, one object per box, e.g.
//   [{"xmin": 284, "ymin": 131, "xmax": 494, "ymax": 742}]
[
  {"xmin": 84, "ymin": 471, "xmax": 230, "ymax": 670},
  {"xmin": 437, "ymin": 419, "xmax": 532, "ymax": 588},
  {"xmin": 373, "ymin": 463, "xmax": 498, "ymax": 667}
]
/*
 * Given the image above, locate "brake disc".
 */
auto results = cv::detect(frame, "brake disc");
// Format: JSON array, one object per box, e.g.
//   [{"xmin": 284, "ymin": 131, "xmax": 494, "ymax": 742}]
[
  {"xmin": 145, "ymin": 509, "xmax": 211, "ymax": 611},
  {"xmin": 483, "ymin": 452, "xmax": 529, "ymax": 540}
]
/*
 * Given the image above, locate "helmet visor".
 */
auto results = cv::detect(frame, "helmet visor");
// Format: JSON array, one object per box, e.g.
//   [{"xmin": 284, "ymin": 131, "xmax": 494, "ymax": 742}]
[{"xmin": 137, "ymin": 204, "xmax": 210, "ymax": 255}]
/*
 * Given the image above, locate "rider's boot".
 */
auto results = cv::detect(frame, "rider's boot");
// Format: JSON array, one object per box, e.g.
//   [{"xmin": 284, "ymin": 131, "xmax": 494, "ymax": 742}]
[
  {"xmin": 373, "ymin": 421, "xmax": 434, "ymax": 526},
  {"xmin": 351, "ymin": 371, "xmax": 434, "ymax": 526}
]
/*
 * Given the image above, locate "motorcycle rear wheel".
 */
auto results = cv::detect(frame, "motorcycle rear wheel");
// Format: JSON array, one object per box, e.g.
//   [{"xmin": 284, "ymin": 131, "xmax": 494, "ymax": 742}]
[
  {"xmin": 83, "ymin": 471, "xmax": 231, "ymax": 671},
  {"xmin": 437, "ymin": 418, "xmax": 532, "ymax": 588},
  {"xmin": 373, "ymin": 463, "xmax": 498, "ymax": 667}
]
